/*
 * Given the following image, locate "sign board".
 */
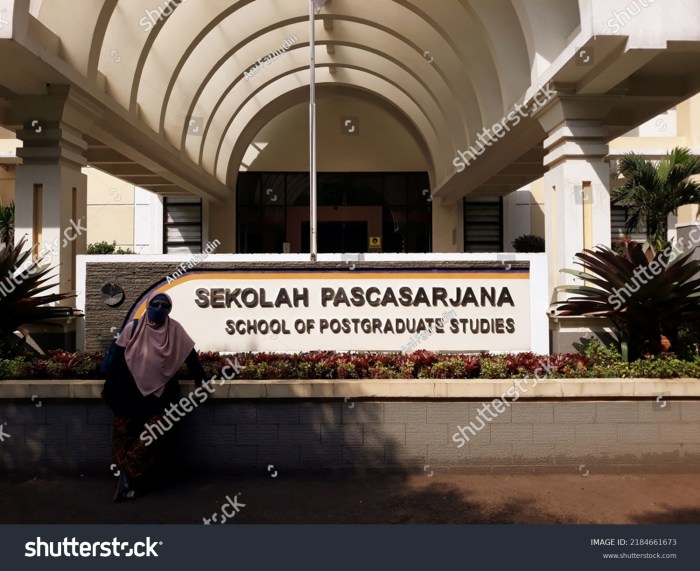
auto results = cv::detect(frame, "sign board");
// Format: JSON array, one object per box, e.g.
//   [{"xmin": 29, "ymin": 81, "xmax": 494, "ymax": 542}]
[{"xmin": 126, "ymin": 269, "xmax": 531, "ymax": 353}]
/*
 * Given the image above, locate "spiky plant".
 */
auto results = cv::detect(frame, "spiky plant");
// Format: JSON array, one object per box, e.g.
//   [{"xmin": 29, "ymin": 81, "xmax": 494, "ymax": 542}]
[
  {"xmin": 555, "ymin": 240, "xmax": 700, "ymax": 361},
  {"xmin": 611, "ymin": 147, "xmax": 700, "ymax": 252},
  {"xmin": 0, "ymin": 237, "xmax": 77, "ymax": 357}
]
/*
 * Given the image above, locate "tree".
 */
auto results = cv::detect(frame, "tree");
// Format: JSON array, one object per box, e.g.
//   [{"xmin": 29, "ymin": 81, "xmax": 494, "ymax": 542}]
[{"xmin": 611, "ymin": 147, "xmax": 700, "ymax": 252}]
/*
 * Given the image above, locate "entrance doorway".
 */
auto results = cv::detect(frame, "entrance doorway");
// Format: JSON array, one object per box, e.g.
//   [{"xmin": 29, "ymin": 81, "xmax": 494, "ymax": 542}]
[
  {"xmin": 301, "ymin": 221, "xmax": 368, "ymax": 253},
  {"xmin": 291, "ymin": 205, "xmax": 381, "ymax": 253},
  {"xmin": 236, "ymin": 172, "xmax": 431, "ymax": 253}
]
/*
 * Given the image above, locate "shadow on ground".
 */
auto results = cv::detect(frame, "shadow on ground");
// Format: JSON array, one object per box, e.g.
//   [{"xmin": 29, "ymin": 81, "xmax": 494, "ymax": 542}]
[
  {"xmin": 629, "ymin": 506, "xmax": 700, "ymax": 524},
  {"xmin": 0, "ymin": 473, "xmax": 574, "ymax": 524}
]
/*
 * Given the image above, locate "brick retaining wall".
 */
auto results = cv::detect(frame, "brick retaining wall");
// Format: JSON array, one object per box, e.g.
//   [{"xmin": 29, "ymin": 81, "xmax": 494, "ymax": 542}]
[{"xmin": 2, "ymin": 397, "xmax": 699, "ymax": 475}]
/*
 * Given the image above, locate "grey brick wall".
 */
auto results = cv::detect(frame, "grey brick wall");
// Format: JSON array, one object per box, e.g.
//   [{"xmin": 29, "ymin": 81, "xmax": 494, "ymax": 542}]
[{"xmin": 1, "ymin": 399, "xmax": 699, "ymax": 475}]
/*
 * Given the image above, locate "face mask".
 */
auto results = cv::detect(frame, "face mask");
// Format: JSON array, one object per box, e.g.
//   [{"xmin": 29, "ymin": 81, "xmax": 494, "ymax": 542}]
[{"xmin": 148, "ymin": 306, "xmax": 169, "ymax": 326}]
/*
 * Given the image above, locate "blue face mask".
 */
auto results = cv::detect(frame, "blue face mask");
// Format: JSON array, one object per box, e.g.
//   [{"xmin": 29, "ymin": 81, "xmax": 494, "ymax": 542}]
[{"xmin": 148, "ymin": 306, "xmax": 169, "ymax": 325}]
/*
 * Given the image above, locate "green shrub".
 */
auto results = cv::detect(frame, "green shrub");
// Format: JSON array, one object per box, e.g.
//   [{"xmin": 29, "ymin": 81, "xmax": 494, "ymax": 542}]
[
  {"xmin": 0, "ymin": 200, "xmax": 14, "ymax": 246},
  {"xmin": 429, "ymin": 358, "xmax": 466, "ymax": 379},
  {"xmin": 676, "ymin": 321, "xmax": 700, "ymax": 361},
  {"xmin": 336, "ymin": 362, "xmax": 358, "ymax": 379},
  {"xmin": 479, "ymin": 356, "xmax": 508, "ymax": 379},
  {"xmin": 72, "ymin": 359, "xmax": 98, "ymax": 378},
  {"xmin": 629, "ymin": 357, "xmax": 700, "ymax": 378},
  {"xmin": 314, "ymin": 361, "xmax": 335, "ymax": 379},
  {"xmin": 368, "ymin": 364, "xmax": 401, "ymax": 379},
  {"xmin": 686, "ymin": 358, "xmax": 700, "ymax": 378},
  {"xmin": 588, "ymin": 362, "xmax": 631, "ymax": 378},
  {"xmin": 0, "ymin": 348, "xmax": 697, "ymax": 381},
  {"xmin": 295, "ymin": 362, "xmax": 313, "ymax": 379},
  {"xmin": 582, "ymin": 338, "xmax": 622, "ymax": 366},
  {"xmin": 87, "ymin": 241, "xmax": 115, "ymax": 255},
  {"xmin": 0, "ymin": 357, "xmax": 31, "ymax": 379},
  {"xmin": 87, "ymin": 241, "xmax": 134, "ymax": 255},
  {"xmin": 398, "ymin": 363, "xmax": 415, "ymax": 378},
  {"xmin": 44, "ymin": 361, "xmax": 66, "ymax": 379},
  {"xmin": 512, "ymin": 234, "xmax": 545, "ymax": 253}
]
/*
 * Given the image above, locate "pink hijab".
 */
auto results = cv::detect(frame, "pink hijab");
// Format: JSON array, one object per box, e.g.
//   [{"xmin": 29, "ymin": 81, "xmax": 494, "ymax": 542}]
[{"xmin": 116, "ymin": 292, "xmax": 195, "ymax": 397}]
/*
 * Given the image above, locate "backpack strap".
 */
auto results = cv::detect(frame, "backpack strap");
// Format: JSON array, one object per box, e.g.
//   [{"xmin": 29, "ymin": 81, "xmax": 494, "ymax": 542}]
[{"xmin": 130, "ymin": 319, "xmax": 139, "ymax": 338}]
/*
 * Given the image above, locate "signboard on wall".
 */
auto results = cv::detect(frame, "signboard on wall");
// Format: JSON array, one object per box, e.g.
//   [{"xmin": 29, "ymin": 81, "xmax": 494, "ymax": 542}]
[{"xmin": 126, "ymin": 269, "xmax": 531, "ymax": 353}]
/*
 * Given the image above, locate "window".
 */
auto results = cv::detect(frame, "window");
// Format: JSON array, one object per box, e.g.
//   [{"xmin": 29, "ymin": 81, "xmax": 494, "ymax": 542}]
[
  {"xmin": 163, "ymin": 197, "xmax": 202, "ymax": 254},
  {"xmin": 463, "ymin": 198, "xmax": 503, "ymax": 252},
  {"xmin": 610, "ymin": 204, "xmax": 647, "ymax": 243}
]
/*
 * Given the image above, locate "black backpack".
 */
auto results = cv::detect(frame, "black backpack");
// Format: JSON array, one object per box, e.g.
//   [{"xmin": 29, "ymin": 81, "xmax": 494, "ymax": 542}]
[
  {"xmin": 101, "ymin": 320, "xmax": 145, "ymax": 416},
  {"xmin": 99, "ymin": 319, "xmax": 138, "ymax": 379}
]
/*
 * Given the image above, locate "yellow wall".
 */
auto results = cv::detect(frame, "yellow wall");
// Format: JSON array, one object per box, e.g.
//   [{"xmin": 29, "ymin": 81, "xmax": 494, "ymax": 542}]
[
  {"xmin": 0, "ymin": 131, "xmax": 20, "ymax": 206},
  {"xmin": 529, "ymin": 179, "xmax": 546, "ymax": 238},
  {"xmin": 0, "ymin": 166, "xmax": 15, "ymax": 206},
  {"xmin": 244, "ymin": 94, "xmax": 429, "ymax": 174},
  {"xmin": 84, "ymin": 167, "xmax": 136, "ymax": 248}
]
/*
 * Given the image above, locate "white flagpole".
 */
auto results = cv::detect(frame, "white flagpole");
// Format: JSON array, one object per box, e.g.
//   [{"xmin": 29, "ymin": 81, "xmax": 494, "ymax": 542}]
[{"xmin": 309, "ymin": 0, "xmax": 318, "ymax": 261}]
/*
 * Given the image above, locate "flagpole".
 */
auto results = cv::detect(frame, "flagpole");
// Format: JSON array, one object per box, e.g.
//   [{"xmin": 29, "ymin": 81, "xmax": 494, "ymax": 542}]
[{"xmin": 309, "ymin": 0, "xmax": 318, "ymax": 261}]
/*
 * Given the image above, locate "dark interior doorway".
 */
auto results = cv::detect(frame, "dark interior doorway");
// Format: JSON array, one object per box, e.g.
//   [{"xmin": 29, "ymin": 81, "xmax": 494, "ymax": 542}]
[
  {"xmin": 237, "ymin": 171, "xmax": 432, "ymax": 253},
  {"xmin": 301, "ymin": 221, "xmax": 368, "ymax": 253}
]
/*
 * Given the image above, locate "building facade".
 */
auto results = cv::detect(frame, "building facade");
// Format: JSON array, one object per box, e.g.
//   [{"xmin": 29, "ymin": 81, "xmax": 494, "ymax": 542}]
[{"xmin": 1, "ymin": 0, "xmax": 699, "ymax": 352}]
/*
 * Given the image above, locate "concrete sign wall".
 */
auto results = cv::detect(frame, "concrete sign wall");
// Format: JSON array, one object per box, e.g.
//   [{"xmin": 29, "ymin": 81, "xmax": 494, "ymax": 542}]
[{"xmin": 77, "ymin": 254, "xmax": 548, "ymax": 354}]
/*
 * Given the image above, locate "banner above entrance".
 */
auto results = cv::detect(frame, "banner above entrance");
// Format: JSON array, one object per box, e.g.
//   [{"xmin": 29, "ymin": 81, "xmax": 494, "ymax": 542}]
[{"xmin": 126, "ymin": 268, "xmax": 532, "ymax": 353}]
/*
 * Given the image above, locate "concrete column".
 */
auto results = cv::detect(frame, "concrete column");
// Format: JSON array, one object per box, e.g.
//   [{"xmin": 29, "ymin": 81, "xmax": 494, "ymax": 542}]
[
  {"xmin": 205, "ymin": 197, "xmax": 235, "ymax": 253},
  {"xmin": 10, "ymin": 87, "xmax": 93, "ymax": 296},
  {"xmin": 431, "ymin": 197, "xmax": 463, "ymax": 252},
  {"xmin": 541, "ymin": 119, "xmax": 611, "ymax": 296}
]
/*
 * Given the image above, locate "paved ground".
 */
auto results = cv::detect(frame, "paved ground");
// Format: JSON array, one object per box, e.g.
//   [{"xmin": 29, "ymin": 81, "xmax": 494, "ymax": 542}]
[{"xmin": 1, "ymin": 472, "xmax": 699, "ymax": 524}]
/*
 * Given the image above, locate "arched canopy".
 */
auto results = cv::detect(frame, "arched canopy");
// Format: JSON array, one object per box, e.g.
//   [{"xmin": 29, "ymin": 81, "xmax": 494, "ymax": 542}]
[
  {"xmin": 2, "ymin": 0, "xmax": 698, "ymax": 202},
  {"xmin": 22, "ymin": 0, "xmax": 579, "ymax": 187}
]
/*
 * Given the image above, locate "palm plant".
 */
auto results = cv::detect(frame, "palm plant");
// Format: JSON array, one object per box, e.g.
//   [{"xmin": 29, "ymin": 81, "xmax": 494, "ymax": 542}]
[
  {"xmin": 0, "ymin": 237, "xmax": 77, "ymax": 357},
  {"xmin": 0, "ymin": 200, "xmax": 14, "ymax": 246},
  {"xmin": 611, "ymin": 147, "xmax": 700, "ymax": 252},
  {"xmin": 555, "ymin": 240, "xmax": 700, "ymax": 361}
]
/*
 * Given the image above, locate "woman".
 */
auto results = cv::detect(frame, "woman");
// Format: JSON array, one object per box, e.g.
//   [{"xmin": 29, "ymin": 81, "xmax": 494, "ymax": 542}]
[{"xmin": 109, "ymin": 292, "xmax": 206, "ymax": 502}]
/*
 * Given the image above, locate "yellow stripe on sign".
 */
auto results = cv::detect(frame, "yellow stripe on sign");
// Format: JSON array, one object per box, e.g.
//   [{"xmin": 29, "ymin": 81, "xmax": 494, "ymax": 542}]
[{"xmin": 161, "ymin": 271, "xmax": 529, "ymax": 283}]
